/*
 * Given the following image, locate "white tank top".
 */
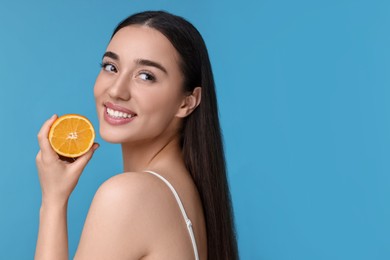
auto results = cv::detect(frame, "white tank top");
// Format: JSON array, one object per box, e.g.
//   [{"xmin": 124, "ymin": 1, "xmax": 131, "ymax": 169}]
[{"xmin": 144, "ymin": 170, "xmax": 199, "ymax": 260}]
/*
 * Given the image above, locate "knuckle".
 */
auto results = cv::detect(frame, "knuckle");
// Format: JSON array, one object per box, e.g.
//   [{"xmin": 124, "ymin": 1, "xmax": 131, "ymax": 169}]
[
  {"xmin": 37, "ymin": 133, "xmax": 44, "ymax": 141},
  {"xmin": 35, "ymin": 152, "xmax": 41, "ymax": 162}
]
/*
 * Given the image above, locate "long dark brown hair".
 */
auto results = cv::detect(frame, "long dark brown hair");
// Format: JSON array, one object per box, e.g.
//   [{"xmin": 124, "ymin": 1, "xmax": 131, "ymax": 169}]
[{"xmin": 112, "ymin": 11, "xmax": 239, "ymax": 259}]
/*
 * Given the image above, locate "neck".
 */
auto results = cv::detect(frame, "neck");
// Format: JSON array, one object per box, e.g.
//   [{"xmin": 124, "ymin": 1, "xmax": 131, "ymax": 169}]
[{"xmin": 121, "ymin": 133, "xmax": 183, "ymax": 173}]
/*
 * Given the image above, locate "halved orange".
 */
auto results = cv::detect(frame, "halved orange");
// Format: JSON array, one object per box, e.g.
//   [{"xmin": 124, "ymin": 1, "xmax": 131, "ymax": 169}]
[{"xmin": 49, "ymin": 114, "xmax": 95, "ymax": 158}]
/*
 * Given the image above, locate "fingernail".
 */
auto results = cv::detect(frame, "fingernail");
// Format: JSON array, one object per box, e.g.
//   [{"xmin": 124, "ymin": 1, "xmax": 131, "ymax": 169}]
[
  {"xmin": 93, "ymin": 144, "xmax": 100, "ymax": 150},
  {"xmin": 51, "ymin": 114, "xmax": 56, "ymax": 119}
]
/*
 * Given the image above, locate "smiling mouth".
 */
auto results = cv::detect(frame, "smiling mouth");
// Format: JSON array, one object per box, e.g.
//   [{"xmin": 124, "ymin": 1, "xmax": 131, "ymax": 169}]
[
  {"xmin": 103, "ymin": 102, "xmax": 137, "ymax": 120},
  {"xmin": 106, "ymin": 107, "xmax": 136, "ymax": 119}
]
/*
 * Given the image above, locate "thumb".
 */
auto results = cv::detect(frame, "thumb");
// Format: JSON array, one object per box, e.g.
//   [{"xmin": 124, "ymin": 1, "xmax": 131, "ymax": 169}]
[{"xmin": 71, "ymin": 143, "xmax": 99, "ymax": 173}]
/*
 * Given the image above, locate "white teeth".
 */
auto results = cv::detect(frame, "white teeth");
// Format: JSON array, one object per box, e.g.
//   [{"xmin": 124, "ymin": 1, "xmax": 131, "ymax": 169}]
[{"xmin": 106, "ymin": 107, "xmax": 134, "ymax": 118}]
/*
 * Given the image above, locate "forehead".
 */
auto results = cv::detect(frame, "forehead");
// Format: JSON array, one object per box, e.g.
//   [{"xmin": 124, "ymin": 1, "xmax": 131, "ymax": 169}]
[{"xmin": 107, "ymin": 25, "xmax": 180, "ymax": 67}]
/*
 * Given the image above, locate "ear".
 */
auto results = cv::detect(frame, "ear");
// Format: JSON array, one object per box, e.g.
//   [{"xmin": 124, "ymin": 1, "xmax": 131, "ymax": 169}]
[{"xmin": 176, "ymin": 87, "xmax": 202, "ymax": 118}]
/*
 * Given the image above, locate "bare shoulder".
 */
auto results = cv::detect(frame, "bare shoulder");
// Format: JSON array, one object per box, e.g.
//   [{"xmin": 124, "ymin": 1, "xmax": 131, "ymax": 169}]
[
  {"xmin": 94, "ymin": 171, "xmax": 180, "ymax": 211},
  {"xmin": 95, "ymin": 171, "xmax": 155, "ymax": 201},
  {"xmin": 75, "ymin": 172, "xmax": 189, "ymax": 259}
]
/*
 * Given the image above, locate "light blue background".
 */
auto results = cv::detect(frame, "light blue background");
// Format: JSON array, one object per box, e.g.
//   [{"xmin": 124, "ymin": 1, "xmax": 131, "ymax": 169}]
[{"xmin": 1, "ymin": 0, "xmax": 389, "ymax": 259}]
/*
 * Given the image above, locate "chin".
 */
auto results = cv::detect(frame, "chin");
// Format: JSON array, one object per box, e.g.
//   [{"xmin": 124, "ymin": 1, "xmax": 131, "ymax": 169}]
[{"xmin": 99, "ymin": 128, "xmax": 127, "ymax": 144}]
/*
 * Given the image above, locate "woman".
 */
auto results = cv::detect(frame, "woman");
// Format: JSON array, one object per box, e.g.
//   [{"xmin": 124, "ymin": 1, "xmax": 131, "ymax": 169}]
[{"xmin": 35, "ymin": 11, "xmax": 238, "ymax": 260}]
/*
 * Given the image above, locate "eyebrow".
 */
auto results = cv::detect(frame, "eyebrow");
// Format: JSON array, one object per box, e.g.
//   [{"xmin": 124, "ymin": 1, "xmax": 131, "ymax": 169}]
[
  {"xmin": 102, "ymin": 51, "xmax": 168, "ymax": 75},
  {"xmin": 135, "ymin": 59, "xmax": 168, "ymax": 75},
  {"xmin": 102, "ymin": 51, "xmax": 119, "ymax": 61}
]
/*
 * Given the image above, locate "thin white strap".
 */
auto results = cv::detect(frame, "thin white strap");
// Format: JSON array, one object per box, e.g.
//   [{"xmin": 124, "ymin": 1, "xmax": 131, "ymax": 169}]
[{"xmin": 143, "ymin": 170, "xmax": 199, "ymax": 260}]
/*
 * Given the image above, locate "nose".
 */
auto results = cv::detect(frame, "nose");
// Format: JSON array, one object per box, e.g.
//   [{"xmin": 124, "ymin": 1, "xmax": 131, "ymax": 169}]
[{"xmin": 107, "ymin": 73, "xmax": 131, "ymax": 101}]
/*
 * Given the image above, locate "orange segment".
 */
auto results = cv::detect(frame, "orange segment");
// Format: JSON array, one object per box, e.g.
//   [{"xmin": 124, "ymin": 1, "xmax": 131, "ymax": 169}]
[{"xmin": 49, "ymin": 114, "xmax": 95, "ymax": 158}]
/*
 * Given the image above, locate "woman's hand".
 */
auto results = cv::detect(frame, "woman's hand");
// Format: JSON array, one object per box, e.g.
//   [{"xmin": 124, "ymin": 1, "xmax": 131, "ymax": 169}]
[{"xmin": 36, "ymin": 114, "xmax": 99, "ymax": 207}]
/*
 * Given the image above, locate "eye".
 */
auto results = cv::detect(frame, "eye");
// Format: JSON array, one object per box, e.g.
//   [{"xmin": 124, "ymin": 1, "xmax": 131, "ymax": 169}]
[
  {"xmin": 138, "ymin": 72, "xmax": 156, "ymax": 82},
  {"xmin": 100, "ymin": 62, "xmax": 117, "ymax": 73}
]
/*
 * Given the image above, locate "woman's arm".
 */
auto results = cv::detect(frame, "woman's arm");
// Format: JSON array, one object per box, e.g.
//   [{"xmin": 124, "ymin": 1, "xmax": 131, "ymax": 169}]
[
  {"xmin": 74, "ymin": 172, "xmax": 183, "ymax": 259},
  {"xmin": 74, "ymin": 173, "xmax": 151, "ymax": 259},
  {"xmin": 34, "ymin": 115, "xmax": 98, "ymax": 260},
  {"xmin": 35, "ymin": 200, "xmax": 69, "ymax": 260}
]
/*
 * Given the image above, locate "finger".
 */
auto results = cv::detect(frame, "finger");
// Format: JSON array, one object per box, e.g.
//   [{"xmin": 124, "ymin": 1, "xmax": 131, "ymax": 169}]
[
  {"xmin": 35, "ymin": 150, "xmax": 42, "ymax": 164},
  {"xmin": 71, "ymin": 143, "xmax": 99, "ymax": 174},
  {"xmin": 37, "ymin": 114, "xmax": 58, "ymax": 159}
]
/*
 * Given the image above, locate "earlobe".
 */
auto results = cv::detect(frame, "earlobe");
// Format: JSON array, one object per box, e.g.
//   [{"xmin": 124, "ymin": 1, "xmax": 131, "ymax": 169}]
[{"xmin": 176, "ymin": 87, "xmax": 202, "ymax": 118}]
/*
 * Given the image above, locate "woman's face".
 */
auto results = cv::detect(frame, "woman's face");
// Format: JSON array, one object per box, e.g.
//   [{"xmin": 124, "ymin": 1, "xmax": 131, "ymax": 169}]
[{"xmin": 94, "ymin": 25, "xmax": 186, "ymax": 144}]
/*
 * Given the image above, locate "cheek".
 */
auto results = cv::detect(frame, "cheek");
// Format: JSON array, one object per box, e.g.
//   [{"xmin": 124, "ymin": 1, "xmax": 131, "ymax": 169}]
[
  {"xmin": 139, "ymin": 89, "xmax": 182, "ymax": 116},
  {"xmin": 145, "ymin": 99, "xmax": 183, "ymax": 132}
]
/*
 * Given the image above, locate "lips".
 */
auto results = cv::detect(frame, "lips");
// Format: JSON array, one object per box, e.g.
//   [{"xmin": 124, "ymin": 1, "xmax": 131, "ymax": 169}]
[
  {"xmin": 104, "ymin": 102, "xmax": 137, "ymax": 116},
  {"xmin": 103, "ymin": 101, "xmax": 137, "ymax": 125}
]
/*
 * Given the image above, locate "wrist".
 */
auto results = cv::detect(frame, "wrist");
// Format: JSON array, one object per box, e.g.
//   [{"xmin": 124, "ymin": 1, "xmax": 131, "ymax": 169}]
[{"xmin": 40, "ymin": 197, "xmax": 69, "ymax": 212}]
